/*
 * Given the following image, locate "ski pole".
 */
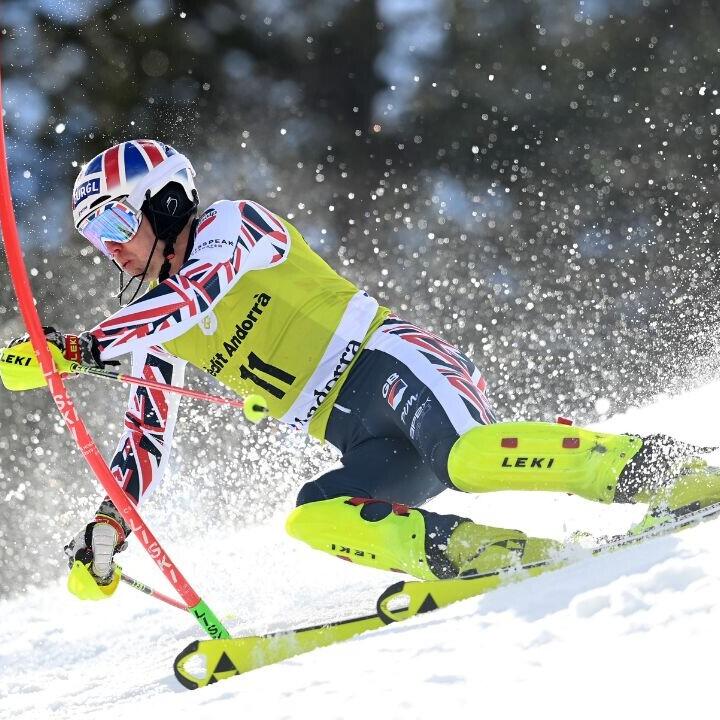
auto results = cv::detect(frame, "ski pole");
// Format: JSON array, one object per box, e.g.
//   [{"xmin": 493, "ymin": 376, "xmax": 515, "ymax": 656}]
[
  {"xmin": 74, "ymin": 363, "xmax": 245, "ymax": 410},
  {"xmin": 0, "ymin": 64, "xmax": 229, "ymax": 640},
  {"xmin": 120, "ymin": 571, "xmax": 190, "ymax": 612},
  {"xmin": 72, "ymin": 364, "xmax": 269, "ymax": 421}
]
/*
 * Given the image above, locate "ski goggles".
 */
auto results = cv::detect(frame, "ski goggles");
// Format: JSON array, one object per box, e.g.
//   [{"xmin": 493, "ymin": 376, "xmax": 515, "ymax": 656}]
[{"xmin": 77, "ymin": 200, "xmax": 142, "ymax": 258}]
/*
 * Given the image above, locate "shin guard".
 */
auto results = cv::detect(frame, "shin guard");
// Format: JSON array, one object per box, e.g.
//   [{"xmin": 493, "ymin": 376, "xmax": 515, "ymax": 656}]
[{"xmin": 447, "ymin": 421, "xmax": 643, "ymax": 503}]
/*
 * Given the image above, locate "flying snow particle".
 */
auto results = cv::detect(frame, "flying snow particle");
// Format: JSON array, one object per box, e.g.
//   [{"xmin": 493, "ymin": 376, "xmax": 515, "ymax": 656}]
[{"xmin": 595, "ymin": 398, "xmax": 611, "ymax": 415}]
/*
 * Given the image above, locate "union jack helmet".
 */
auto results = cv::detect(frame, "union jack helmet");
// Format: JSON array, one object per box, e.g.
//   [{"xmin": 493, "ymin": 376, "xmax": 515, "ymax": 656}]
[{"xmin": 72, "ymin": 139, "xmax": 196, "ymax": 230}]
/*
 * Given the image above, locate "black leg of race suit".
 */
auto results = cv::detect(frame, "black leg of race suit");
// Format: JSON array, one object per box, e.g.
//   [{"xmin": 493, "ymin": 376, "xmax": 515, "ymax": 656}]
[
  {"xmin": 296, "ymin": 434, "xmax": 448, "ymax": 507},
  {"xmin": 294, "ymin": 341, "xmax": 489, "ymax": 563},
  {"xmin": 296, "ymin": 344, "xmax": 467, "ymax": 507}
]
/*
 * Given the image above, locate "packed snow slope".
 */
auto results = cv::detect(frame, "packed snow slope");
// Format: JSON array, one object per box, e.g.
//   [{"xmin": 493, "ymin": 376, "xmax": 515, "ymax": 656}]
[{"xmin": 2, "ymin": 383, "xmax": 720, "ymax": 720}]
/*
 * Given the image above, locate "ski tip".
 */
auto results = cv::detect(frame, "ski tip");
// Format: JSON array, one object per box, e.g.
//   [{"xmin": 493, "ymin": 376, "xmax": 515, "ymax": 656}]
[
  {"xmin": 173, "ymin": 639, "xmax": 201, "ymax": 690},
  {"xmin": 376, "ymin": 580, "xmax": 409, "ymax": 624}
]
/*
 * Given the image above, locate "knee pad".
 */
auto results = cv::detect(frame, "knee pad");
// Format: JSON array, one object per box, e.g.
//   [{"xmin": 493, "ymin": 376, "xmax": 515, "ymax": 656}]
[
  {"xmin": 286, "ymin": 496, "xmax": 444, "ymax": 580},
  {"xmin": 447, "ymin": 421, "xmax": 642, "ymax": 503},
  {"xmin": 286, "ymin": 496, "xmax": 563, "ymax": 580}
]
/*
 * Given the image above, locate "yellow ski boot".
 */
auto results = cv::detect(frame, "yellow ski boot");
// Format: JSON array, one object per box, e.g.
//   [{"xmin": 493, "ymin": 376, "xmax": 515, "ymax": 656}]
[
  {"xmin": 629, "ymin": 457, "xmax": 720, "ymax": 534},
  {"xmin": 446, "ymin": 521, "xmax": 564, "ymax": 578}
]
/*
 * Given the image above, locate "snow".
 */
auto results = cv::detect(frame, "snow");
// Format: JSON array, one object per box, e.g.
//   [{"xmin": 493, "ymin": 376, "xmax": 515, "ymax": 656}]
[{"xmin": 2, "ymin": 384, "xmax": 720, "ymax": 720}]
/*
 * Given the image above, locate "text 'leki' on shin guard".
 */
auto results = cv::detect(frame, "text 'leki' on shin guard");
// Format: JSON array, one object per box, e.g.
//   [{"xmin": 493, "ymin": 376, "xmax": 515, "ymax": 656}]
[{"xmin": 447, "ymin": 421, "xmax": 643, "ymax": 503}]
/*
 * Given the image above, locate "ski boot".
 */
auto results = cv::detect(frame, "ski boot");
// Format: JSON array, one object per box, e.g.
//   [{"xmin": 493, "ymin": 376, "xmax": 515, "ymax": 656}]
[
  {"xmin": 445, "ymin": 521, "xmax": 563, "ymax": 578},
  {"xmin": 617, "ymin": 435, "xmax": 720, "ymax": 534}
]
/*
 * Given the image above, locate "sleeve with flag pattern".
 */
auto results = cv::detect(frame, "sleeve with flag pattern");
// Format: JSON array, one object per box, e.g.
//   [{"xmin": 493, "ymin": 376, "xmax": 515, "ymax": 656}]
[
  {"xmin": 108, "ymin": 346, "xmax": 185, "ymax": 505},
  {"xmin": 89, "ymin": 199, "xmax": 291, "ymax": 360}
]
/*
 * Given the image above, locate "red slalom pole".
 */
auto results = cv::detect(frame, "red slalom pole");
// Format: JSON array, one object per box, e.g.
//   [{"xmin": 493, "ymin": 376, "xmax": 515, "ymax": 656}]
[{"xmin": 0, "ymin": 63, "xmax": 228, "ymax": 640}]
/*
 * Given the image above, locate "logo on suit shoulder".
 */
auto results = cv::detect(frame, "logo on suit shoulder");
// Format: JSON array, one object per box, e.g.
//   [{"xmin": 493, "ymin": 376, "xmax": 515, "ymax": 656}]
[
  {"xmin": 197, "ymin": 207, "xmax": 217, "ymax": 233},
  {"xmin": 382, "ymin": 372, "xmax": 407, "ymax": 410},
  {"xmin": 199, "ymin": 310, "xmax": 217, "ymax": 336}
]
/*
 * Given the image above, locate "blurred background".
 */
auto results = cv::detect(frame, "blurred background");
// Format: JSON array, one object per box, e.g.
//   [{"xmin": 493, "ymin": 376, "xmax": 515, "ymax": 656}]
[{"xmin": 1, "ymin": 0, "xmax": 720, "ymax": 598}]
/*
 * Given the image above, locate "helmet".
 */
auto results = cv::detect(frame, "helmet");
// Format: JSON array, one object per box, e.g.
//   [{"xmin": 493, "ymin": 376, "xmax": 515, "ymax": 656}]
[{"xmin": 72, "ymin": 140, "xmax": 198, "ymax": 257}]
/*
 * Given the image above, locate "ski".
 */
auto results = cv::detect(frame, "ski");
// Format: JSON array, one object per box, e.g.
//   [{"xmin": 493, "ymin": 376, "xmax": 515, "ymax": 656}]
[
  {"xmin": 376, "ymin": 499, "xmax": 720, "ymax": 623},
  {"xmin": 174, "ymin": 614, "xmax": 386, "ymax": 688},
  {"xmin": 173, "ymin": 499, "xmax": 720, "ymax": 689}
]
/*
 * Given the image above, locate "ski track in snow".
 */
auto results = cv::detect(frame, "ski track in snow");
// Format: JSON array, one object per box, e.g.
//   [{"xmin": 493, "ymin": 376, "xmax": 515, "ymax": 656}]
[{"xmin": 2, "ymin": 383, "xmax": 720, "ymax": 720}]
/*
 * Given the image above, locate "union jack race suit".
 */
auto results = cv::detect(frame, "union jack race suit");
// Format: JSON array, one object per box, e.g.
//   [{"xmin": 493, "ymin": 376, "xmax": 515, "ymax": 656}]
[
  {"xmin": 65, "ymin": 139, "xmax": 508, "ymax": 586},
  {"xmin": 90, "ymin": 197, "xmax": 389, "ymax": 504}
]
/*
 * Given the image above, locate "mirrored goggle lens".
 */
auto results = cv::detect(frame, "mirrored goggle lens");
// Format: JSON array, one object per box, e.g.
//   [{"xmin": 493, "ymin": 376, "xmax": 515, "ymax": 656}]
[{"xmin": 78, "ymin": 203, "xmax": 141, "ymax": 258}]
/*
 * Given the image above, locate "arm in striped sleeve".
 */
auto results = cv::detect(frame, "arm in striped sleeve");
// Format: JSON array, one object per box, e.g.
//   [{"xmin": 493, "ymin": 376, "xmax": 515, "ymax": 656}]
[
  {"xmin": 107, "ymin": 346, "xmax": 185, "ymax": 506},
  {"xmin": 89, "ymin": 200, "xmax": 291, "ymax": 360}
]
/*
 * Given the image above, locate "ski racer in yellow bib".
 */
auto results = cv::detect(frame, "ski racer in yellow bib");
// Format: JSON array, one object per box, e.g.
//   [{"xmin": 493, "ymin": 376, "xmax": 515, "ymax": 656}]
[
  {"xmin": 156, "ymin": 201, "xmax": 389, "ymax": 439},
  {"xmin": 8, "ymin": 139, "xmax": 719, "ymax": 596}
]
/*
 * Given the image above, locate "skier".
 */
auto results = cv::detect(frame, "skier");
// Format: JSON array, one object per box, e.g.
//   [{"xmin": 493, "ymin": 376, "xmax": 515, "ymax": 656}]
[{"xmin": 6, "ymin": 139, "xmax": 719, "ymax": 594}]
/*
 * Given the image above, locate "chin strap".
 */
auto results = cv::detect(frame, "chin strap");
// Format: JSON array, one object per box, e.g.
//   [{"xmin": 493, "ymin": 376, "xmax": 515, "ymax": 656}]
[
  {"xmin": 116, "ymin": 187, "xmax": 199, "ymax": 304},
  {"xmin": 158, "ymin": 234, "xmax": 176, "ymax": 283},
  {"xmin": 116, "ymin": 231, "xmax": 162, "ymax": 306},
  {"xmin": 158, "ymin": 216, "xmax": 199, "ymax": 282}
]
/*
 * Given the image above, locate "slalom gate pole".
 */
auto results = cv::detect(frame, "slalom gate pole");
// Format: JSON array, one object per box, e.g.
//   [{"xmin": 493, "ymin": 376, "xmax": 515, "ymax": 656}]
[{"xmin": 0, "ymin": 62, "xmax": 229, "ymax": 640}]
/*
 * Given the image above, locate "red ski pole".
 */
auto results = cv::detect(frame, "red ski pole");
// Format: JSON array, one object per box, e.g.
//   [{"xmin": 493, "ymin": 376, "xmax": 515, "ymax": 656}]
[
  {"xmin": 72, "ymin": 364, "xmax": 267, "ymax": 420},
  {"xmin": 0, "ymin": 61, "xmax": 228, "ymax": 640},
  {"xmin": 72, "ymin": 363, "xmax": 258, "ymax": 413},
  {"xmin": 119, "ymin": 571, "xmax": 190, "ymax": 612}
]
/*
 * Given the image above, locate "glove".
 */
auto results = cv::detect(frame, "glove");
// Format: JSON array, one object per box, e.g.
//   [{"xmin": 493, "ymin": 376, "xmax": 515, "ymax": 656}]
[
  {"xmin": 64, "ymin": 500, "xmax": 130, "ymax": 586},
  {"xmin": 1, "ymin": 327, "xmax": 118, "ymax": 391},
  {"xmin": 8, "ymin": 326, "xmax": 117, "ymax": 370}
]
